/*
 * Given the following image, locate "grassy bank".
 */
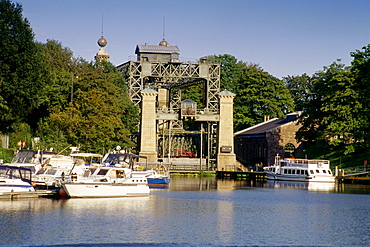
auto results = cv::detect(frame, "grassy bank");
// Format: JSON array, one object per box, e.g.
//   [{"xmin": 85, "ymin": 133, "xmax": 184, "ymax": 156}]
[{"xmin": 299, "ymin": 145, "xmax": 370, "ymax": 169}]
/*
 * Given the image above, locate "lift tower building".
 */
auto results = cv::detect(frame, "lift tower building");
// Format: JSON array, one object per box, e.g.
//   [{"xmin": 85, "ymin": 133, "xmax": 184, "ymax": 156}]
[{"xmin": 117, "ymin": 40, "xmax": 236, "ymax": 171}]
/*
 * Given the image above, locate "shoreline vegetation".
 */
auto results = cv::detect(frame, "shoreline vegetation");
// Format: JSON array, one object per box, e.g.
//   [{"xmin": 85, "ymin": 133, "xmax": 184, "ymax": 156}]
[
  {"xmin": 2, "ymin": 145, "xmax": 369, "ymax": 170},
  {"xmin": 299, "ymin": 145, "xmax": 370, "ymax": 169}
]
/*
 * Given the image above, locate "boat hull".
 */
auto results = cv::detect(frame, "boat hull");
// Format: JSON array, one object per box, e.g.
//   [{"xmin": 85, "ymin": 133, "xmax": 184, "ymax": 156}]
[
  {"xmin": 147, "ymin": 177, "xmax": 170, "ymax": 187},
  {"xmin": 62, "ymin": 182, "xmax": 150, "ymax": 198},
  {"xmin": 0, "ymin": 165, "xmax": 35, "ymax": 194},
  {"xmin": 265, "ymin": 172, "xmax": 335, "ymax": 182},
  {"xmin": 0, "ymin": 180, "xmax": 35, "ymax": 194}
]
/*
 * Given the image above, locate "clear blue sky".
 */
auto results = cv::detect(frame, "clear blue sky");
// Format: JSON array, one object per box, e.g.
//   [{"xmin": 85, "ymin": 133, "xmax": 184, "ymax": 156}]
[{"xmin": 19, "ymin": 0, "xmax": 370, "ymax": 78}]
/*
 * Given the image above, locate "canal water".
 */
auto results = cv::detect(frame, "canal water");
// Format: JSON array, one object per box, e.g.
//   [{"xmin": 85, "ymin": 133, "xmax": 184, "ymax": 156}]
[{"xmin": 1, "ymin": 177, "xmax": 369, "ymax": 247}]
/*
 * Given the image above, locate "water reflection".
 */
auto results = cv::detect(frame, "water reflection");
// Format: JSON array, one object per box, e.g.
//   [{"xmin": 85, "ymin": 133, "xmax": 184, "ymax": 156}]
[
  {"xmin": 168, "ymin": 176, "xmax": 267, "ymax": 191},
  {"xmin": 263, "ymin": 180, "xmax": 336, "ymax": 192},
  {"xmin": 58, "ymin": 197, "xmax": 150, "ymax": 210},
  {"xmin": 168, "ymin": 176, "xmax": 370, "ymax": 194},
  {"xmin": 0, "ymin": 177, "xmax": 369, "ymax": 247}
]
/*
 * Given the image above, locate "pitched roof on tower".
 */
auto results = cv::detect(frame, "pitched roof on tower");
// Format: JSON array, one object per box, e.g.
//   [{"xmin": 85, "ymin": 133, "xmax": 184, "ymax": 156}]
[{"xmin": 135, "ymin": 44, "xmax": 180, "ymax": 54}]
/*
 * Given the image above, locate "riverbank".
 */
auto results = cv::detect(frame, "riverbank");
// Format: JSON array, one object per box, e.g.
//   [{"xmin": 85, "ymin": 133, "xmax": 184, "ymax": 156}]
[{"xmin": 300, "ymin": 145, "xmax": 370, "ymax": 168}]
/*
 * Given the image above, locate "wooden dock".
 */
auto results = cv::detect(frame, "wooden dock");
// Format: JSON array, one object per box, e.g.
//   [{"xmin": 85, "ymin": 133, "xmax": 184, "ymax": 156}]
[
  {"xmin": 0, "ymin": 190, "xmax": 55, "ymax": 200},
  {"xmin": 216, "ymin": 171, "xmax": 266, "ymax": 179}
]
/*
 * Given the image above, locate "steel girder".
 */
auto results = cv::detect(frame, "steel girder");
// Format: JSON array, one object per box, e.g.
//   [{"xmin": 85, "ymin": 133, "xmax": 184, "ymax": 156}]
[
  {"xmin": 118, "ymin": 60, "xmax": 221, "ymax": 169},
  {"xmin": 118, "ymin": 60, "xmax": 220, "ymax": 112}
]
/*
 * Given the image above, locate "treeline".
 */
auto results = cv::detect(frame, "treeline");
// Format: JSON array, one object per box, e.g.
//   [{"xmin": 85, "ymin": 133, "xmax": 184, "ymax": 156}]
[
  {"xmin": 0, "ymin": 1, "xmax": 139, "ymax": 154},
  {"xmin": 184, "ymin": 51, "xmax": 370, "ymax": 155},
  {"xmin": 1, "ymin": 0, "xmax": 370, "ymax": 156},
  {"xmin": 285, "ymin": 47, "xmax": 370, "ymax": 155}
]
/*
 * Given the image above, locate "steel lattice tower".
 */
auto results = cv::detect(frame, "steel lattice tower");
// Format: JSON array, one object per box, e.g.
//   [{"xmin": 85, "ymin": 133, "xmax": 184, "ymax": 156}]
[{"xmin": 117, "ymin": 41, "xmax": 223, "ymax": 170}]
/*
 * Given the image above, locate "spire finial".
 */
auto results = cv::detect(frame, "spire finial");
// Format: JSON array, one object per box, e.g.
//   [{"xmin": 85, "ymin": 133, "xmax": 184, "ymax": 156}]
[
  {"xmin": 163, "ymin": 16, "xmax": 165, "ymax": 41},
  {"xmin": 159, "ymin": 16, "xmax": 169, "ymax": 46},
  {"xmin": 101, "ymin": 14, "xmax": 104, "ymax": 37},
  {"xmin": 97, "ymin": 14, "xmax": 107, "ymax": 48},
  {"xmin": 96, "ymin": 13, "xmax": 109, "ymax": 62}
]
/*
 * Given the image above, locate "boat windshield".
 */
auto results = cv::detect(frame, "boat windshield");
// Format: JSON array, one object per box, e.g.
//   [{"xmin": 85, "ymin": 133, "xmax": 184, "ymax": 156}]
[
  {"xmin": 0, "ymin": 167, "xmax": 12, "ymax": 178},
  {"xmin": 11, "ymin": 150, "xmax": 56, "ymax": 164},
  {"xmin": 97, "ymin": 169, "xmax": 109, "ymax": 176},
  {"xmin": 103, "ymin": 154, "xmax": 131, "ymax": 166},
  {"xmin": 0, "ymin": 166, "xmax": 33, "ymax": 182}
]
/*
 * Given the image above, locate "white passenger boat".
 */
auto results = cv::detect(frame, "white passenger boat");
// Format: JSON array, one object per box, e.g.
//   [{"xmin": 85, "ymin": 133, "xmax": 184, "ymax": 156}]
[
  {"xmin": 0, "ymin": 166, "xmax": 35, "ymax": 194},
  {"xmin": 60, "ymin": 166, "xmax": 150, "ymax": 198},
  {"xmin": 263, "ymin": 155, "xmax": 335, "ymax": 182}
]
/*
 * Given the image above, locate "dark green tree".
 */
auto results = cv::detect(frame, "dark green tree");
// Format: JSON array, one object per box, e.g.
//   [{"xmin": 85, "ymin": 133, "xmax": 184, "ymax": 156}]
[
  {"xmin": 0, "ymin": 0, "xmax": 44, "ymax": 132},
  {"xmin": 297, "ymin": 61, "xmax": 362, "ymax": 154},
  {"xmin": 283, "ymin": 73, "xmax": 312, "ymax": 111},
  {"xmin": 349, "ymin": 44, "xmax": 370, "ymax": 150},
  {"xmin": 211, "ymin": 54, "xmax": 243, "ymax": 91},
  {"xmin": 37, "ymin": 60, "xmax": 138, "ymax": 153},
  {"xmin": 184, "ymin": 54, "xmax": 294, "ymax": 131},
  {"xmin": 233, "ymin": 63, "xmax": 294, "ymax": 131},
  {"xmin": 32, "ymin": 40, "xmax": 76, "ymax": 124}
]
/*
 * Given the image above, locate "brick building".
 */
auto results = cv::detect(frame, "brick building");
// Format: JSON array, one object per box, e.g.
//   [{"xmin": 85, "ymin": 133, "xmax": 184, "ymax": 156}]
[{"xmin": 234, "ymin": 112, "xmax": 303, "ymax": 169}]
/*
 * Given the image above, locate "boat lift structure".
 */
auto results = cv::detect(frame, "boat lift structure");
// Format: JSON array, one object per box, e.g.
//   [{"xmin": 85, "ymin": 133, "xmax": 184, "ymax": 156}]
[{"xmin": 117, "ymin": 40, "xmax": 236, "ymax": 171}]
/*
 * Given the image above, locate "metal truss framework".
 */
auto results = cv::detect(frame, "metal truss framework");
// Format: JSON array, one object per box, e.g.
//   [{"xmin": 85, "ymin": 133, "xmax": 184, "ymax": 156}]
[
  {"xmin": 118, "ymin": 60, "xmax": 221, "ymax": 169},
  {"xmin": 118, "ymin": 60, "xmax": 220, "ymax": 112}
]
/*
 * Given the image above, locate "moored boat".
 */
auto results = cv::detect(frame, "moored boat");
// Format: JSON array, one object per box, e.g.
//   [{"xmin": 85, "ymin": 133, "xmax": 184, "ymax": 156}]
[
  {"xmin": 263, "ymin": 155, "xmax": 335, "ymax": 182},
  {"xmin": 60, "ymin": 166, "xmax": 150, "ymax": 198},
  {"xmin": 147, "ymin": 174, "xmax": 170, "ymax": 187},
  {"xmin": 103, "ymin": 152, "xmax": 171, "ymax": 187},
  {"xmin": 0, "ymin": 165, "xmax": 35, "ymax": 194},
  {"xmin": 33, "ymin": 153, "xmax": 102, "ymax": 190},
  {"xmin": 3, "ymin": 150, "xmax": 56, "ymax": 174},
  {"xmin": 132, "ymin": 169, "xmax": 170, "ymax": 188}
]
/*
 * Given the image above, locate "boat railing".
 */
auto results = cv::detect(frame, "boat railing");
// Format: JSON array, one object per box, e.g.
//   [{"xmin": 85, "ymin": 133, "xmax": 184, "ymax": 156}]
[
  {"xmin": 282, "ymin": 158, "xmax": 330, "ymax": 165},
  {"xmin": 136, "ymin": 162, "xmax": 170, "ymax": 174}
]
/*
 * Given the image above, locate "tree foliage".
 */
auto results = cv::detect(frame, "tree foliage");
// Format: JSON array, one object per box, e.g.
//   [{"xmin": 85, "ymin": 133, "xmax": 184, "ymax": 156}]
[
  {"xmin": 235, "ymin": 63, "xmax": 294, "ymax": 130},
  {"xmin": 0, "ymin": 2, "xmax": 139, "ymax": 154},
  {"xmin": 5, "ymin": 0, "xmax": 370, "ymax": 156},
  {"xmin": 212, "ymin": 55, "xmax": 294, "ymax": 131},
  {"xmin": 37, "ymin": 60, "xmax": 138, "ymax": 153},
  {"xmin": 350, "ymin": 44, "xmax": 370, "ymax": 149},
  {"xmin": 0, "ymin": 0, "xmax": 44, "ymax": 133},
  {"xmin": 295, "ymin": 55, "xmax": 370, "ymax": 154},
  {"xmin": 283, "ymin": 73, "xmax": 312, "ymax": 112}
]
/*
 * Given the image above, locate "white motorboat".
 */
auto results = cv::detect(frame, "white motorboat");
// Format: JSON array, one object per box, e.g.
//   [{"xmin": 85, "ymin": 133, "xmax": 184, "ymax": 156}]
[
  {"xmin": 102, "ymin": 152, "xmax": 170, "ymax": 187},
  {"xmin": 0, "ymin": 166, "xmax": 35, "ymax": 194},
  {"xmin": 263, "ymin": 154, "xmax": 335, "ymax": 182},
  {"xmin": 132, "ymin": 167, "xmax": 170, "ymax": 188},
  {"xmin": 33, "ymin": 153, "xmax": 102, "ymax": 189},
  {"xmin": 60, "ymin": 166, "xmax": 150, "ymax": 198},
  {"xmin": 4, "ymin": 150, "xmax": 56, "ymax": 174}
]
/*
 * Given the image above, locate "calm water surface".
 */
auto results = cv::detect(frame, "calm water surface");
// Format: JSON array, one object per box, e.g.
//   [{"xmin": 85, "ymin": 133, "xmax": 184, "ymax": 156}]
[{"xmin": 0, "ymin": 177, "xmax": 369, "ymax": 247}]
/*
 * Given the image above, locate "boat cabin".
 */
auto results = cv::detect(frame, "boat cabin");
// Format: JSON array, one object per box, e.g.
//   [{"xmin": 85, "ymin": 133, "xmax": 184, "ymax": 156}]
[{"xmin": 0, "ymin": 165, "xmax": 33, "ymax": 184}]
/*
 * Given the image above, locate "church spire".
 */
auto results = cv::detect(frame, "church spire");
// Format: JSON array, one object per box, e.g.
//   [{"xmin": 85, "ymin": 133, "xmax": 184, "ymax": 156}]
[
  {"xmin": 159, "ymin": 16, "xmax": 168, "ymax": 46},
  {"xmin": 95, "ymin": 14, "xmax": 110, "ymax": 62}
]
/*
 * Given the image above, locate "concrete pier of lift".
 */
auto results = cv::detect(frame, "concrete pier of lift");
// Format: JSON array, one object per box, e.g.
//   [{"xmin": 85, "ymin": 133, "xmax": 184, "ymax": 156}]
[{"xmin": 138, "ymin": 88, "xmax": 238, "ymax": 172}]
